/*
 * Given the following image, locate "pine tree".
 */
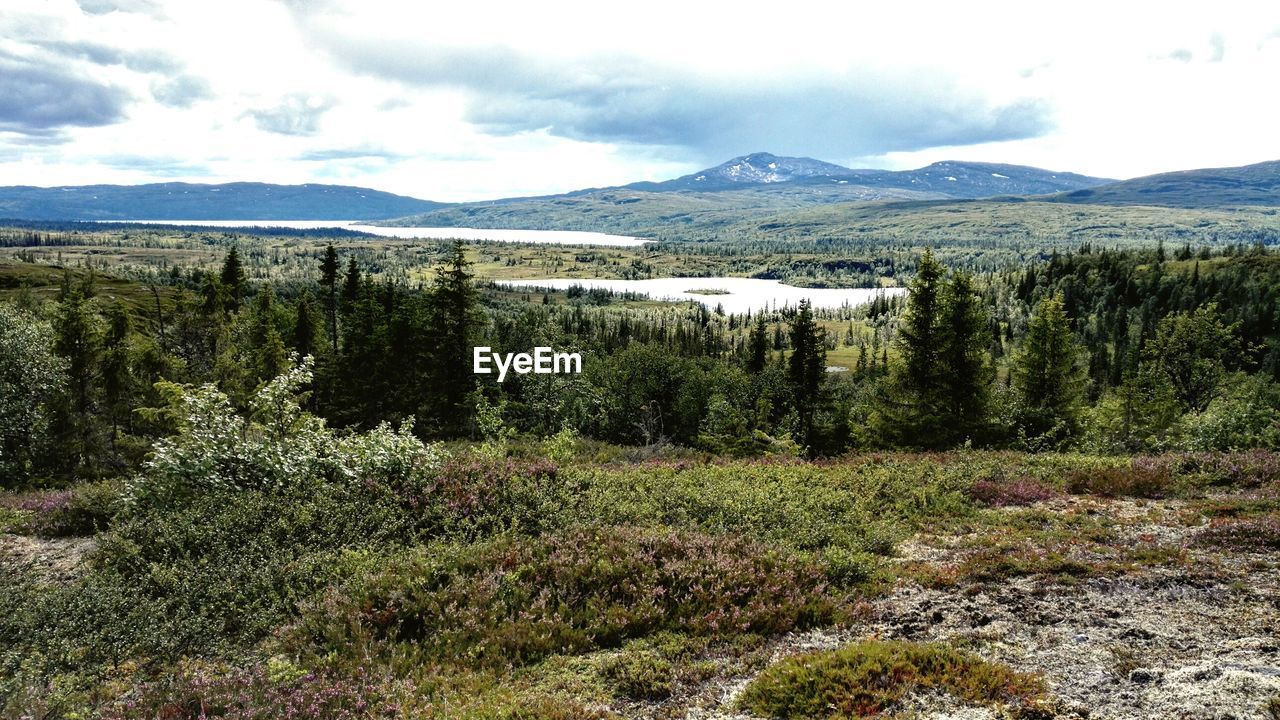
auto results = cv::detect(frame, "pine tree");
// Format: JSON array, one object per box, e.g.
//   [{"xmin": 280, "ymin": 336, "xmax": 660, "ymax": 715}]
[
  {"xmin": 938, "ymin": 270, "xmax": 992, "ymax": 441},
  {"xmin": 320, "ymin": 244, "xmax": 340, "ymax": 352},
  {"xmin": 1013, "ymin": 294, "xmax": 1084, "ymax": 444},
  {"xmin": 878, "ymin": 250, "xmax": 948, "ymax": 445},
  {"xmin": 787, "ymin": 299, "xmax": 826, "ymax": 454},
  {"xmin": 426, "ymin": 240, "xmax": 481, "ymax": 434},
  {"xmin": 101, "ymin": 301, "xmax": 136, "ymax": 460},
  {"xmin": 340, "ymin": 256, "xmax": 362, "ymax": 319},
  {"xmin": 220, "ymin": 247, "xmax": 246, "ymax": 311},
  {"xmin": 248, "ymin": 285, "xmax": 288, "ymax": 387},
  {"xmin": 747, "ymin": 315, "xmax": 769, "ymax": 373},
  {"xmin": 53, "ymin": 287, "xmax": 103, "ymax": 474},
  {"xmin": 293, "ymin": 291, "xmax": 319, "ymax": 359}
]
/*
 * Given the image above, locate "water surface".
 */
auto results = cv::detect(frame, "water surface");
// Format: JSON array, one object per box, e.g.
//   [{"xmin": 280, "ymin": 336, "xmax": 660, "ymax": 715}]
[{"xmin": 498, "ymin": 277, "xmax": 905, "ymax": 314}]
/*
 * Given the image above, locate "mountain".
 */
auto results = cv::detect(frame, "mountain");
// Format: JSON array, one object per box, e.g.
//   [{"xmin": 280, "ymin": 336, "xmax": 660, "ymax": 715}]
[
  {"xmin": 1051, "ymin": 160, "xmax": 1280, "ymax": 208},
  {"xmin": 0, "ymin": 182, "xmax": 449, "ymax": 221},
  {"xmin": 383, "ymin": 155, "xmax": 1113, "ymax": 235},
  {"xmin": 624, "ymin": 152, "xmax": 866, "ymax": 191},
  {"xmin": 617, "ymin": 152, "xmax": 1111, "ymax": 198}
]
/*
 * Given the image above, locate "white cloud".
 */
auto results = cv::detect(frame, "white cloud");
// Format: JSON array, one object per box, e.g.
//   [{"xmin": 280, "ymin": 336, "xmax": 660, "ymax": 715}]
[{"xmin": 0, "ymin": 0, "xmax": 1278, "ymax": 200}]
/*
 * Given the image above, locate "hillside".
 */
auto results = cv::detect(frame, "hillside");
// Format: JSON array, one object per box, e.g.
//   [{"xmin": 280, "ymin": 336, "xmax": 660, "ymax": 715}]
[
  {"xmin": 0, "ymin": 182, "xmax": 450, "ymax": 221},
  {"xmin": 1052, "ymin": 160, "xmax": 1280, "ymax": 208}
]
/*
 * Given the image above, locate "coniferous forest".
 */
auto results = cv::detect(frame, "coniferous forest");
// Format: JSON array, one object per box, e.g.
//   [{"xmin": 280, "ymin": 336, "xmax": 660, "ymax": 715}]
[{"xmin": 3, "ymin": 224, "xmax": 1280, "ymax": 717}]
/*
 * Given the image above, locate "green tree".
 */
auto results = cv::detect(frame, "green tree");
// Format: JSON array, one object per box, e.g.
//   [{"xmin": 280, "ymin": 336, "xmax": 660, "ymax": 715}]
[
  {"xmin": 876, "ymin": 250, "xmax": 948, "ymax": 446},
  {"xmin": 0, "ymin": 306, "xmax": 67, "ymax": 484},
  {"xmin": 219, "ymin": 247, "xmax": 246, "ymax": 311},
  {"xmin": 1143, "ymin": 303, "xmax": 1243, "ymax": 412},
  {"xmin": 293, "ymin": 291, "xmax": 319, "ymax": 359},
  {"xmin": 101, "ymin": 301, "xmax": 138, "ymax": 460},
  {"xmin": 319, "ymin": 244, "xmax": 340, "ymax": 352},
  {"xmin": 747, "ymin": 315, "xmax": 769, "ymax": 373},
  {"xmin": 787, "ymin": 299, "xmax": 826, "ymax": 454},
  {"xmin": 938, "ymin": 270, "xmax": 992, "ymax": 442},
  {"xmin": 1012, "ymin": 294, "xmax": 1085, "ymax": 445},
  {"xmin": 53, "ymin": 287, "xmax": 104, "ymax": 474},
  {"xmin": 426, "ymin": 241, "xmax": 482, "ymax": 434},
  {"xmin": 248, "ymin": 286, "xmax": 289, "ymax": 388}
]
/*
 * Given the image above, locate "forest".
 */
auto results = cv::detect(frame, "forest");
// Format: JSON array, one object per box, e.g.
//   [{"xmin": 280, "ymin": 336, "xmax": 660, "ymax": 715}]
[{"xmin": 2, "ymin": 228, "xmax": 1280, "ymax": 718}]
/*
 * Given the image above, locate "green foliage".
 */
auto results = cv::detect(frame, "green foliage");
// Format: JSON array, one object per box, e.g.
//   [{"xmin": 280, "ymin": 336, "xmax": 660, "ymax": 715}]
[
  {"xmin": 1013, "ymin": 294, "xmax": 1086, "ymax": 447},
  {"xmin": 737, "ymin": 639, "xmax": 1045, "ymax": 718},
  {"xmin": 291, "ymin": 526, "xmax": 845, "ymax": 670},
  {"xmin": 876, "ymin": 251, "xmax": 992, "ymax": 448},
  {"xmin": 1143, "ymin": 303, "xmax": 1244, "ymax": 412},
  {"xmin": 0, "ymin": 305, "xmax": 67, "ymax": 484}
]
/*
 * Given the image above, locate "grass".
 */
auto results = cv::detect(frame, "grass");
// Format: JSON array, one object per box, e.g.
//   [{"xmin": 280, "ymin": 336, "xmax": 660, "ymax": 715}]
[{"xmin": 736, "ymin": 639, "xmax": 1045, "ymax": 718}]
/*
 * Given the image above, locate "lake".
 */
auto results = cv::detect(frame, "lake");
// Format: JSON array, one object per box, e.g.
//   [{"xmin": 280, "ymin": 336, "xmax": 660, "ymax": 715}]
[
  {"xmin": 108, "ymin": 220, "xmax": 649, "ymax": 247},
  {"xmin": 497, "ymin": 277, "xmax": 906, "ymax": 314}
]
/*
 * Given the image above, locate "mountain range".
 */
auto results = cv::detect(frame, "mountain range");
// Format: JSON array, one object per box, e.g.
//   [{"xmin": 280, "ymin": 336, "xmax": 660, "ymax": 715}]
[
  {"xmin": 0, "ymin": 154, "xmax": 1277, "ymax": 224},
  {"xmin": 0, "ymin": 182, "xmax": 446, "ymax": 221}
]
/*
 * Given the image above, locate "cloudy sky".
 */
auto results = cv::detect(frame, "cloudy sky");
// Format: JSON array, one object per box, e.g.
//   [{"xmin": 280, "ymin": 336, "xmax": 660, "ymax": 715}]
[{"xmin": 3, "ymin": 1, "xmax": 1280, "ymax": 201}]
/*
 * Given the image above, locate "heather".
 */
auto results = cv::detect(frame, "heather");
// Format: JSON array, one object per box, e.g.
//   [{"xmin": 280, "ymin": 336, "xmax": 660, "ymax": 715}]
[{"xmin": 736, "ymin": 640, "xmax": 1046, "ymax": 718}]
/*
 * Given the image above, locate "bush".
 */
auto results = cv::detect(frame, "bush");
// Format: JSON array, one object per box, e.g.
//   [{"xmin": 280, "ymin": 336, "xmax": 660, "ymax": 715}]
[
  {"xmin": 969, "ymin": 475, "xmax": 1058, "ymax": 507},
  {"xmin": 98, "ymin": 661, "xmax": 401, "ymax": 720},
  {"xmin": 600, "ymin": 648, "xmax": 674, "ymax": 701},
  {"xmin": 736, "ymin": 640, "xmax": 1045, "ymax": 718},
  {"xmin": 291, "ymin": 526, "xmax": 847, "ymax": 669},
  {"xmin": 1065, "ymin": 460, "xmax": 1170, "ymax": 498},
  {"xmin": 2, "ymin": 480, "xmax": 121, "ymax": 536},
  {"xmin": 1195, "ymin": 517, "xmax": 1280, "ymax": 551}
]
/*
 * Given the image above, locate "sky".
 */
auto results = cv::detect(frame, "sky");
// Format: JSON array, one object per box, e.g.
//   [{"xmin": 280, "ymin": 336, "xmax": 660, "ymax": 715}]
[{"xmin": 2, "ymin": 1, "xmax": 1280, "ymax": 201}]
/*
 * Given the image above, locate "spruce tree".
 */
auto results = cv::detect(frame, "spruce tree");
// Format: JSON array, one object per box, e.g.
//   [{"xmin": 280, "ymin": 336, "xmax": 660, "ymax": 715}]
[
  {"xmin": 101, "ymin": 301, "xmax": 136, "ymax": 459},
  {"xmin": 938, "ymin": 270, "xmax": 992, "ymax": 442},
  {"xmin": 426, "ymin": 240, "xmax": 481, "ymax": 434},
  {"xmin": 747, "ymin": 315, "xmax": 769, "ymax": 373},
  {"xmin": 787, "ymin": 299, "xmax": 826, "ymax": 454},
  {"xmin": 220, "ymin": 247, "xmax": 246, "ymax": 311},
  {"xmin": 1013, "ymin": 294, "xmax": 1084, "ymax": 444},
  {"xmin": 878, "ymin": 250, "xmax": 947, "ymax": 445},
  {"xmin": 293, "ymin": 291, "xmax": 319, "ymax": 359},
  {"xmin": 319, "ymin": 244, "xmax": 340, "ymax": 352}
]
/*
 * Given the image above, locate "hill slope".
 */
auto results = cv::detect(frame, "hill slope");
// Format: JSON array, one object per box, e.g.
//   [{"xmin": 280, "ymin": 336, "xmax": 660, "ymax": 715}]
[
  {"xmin": 0, "ymin": 182, "xmax": 449, "ymax": 221},
  {"xmin": 1052, "ymin": 160, "xmax": 1280, "ymax": 207}
]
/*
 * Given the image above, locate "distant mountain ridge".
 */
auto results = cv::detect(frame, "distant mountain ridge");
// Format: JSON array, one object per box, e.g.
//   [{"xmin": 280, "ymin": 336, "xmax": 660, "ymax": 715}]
[
  {"xmin": 1051, "ymin": 160, "xmax": 1280, "ymax": 207},
  {"xmin": 620, "ymin": 152, "xmax": 1113, "ymax": 198},
  {"xmin": 0, "ymin": 182, "xmax": 449, "ymax": 221}
]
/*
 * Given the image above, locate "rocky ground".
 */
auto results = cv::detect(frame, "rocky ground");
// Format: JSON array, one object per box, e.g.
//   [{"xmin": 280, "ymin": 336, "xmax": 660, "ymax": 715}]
[{"xmin": 639, "ymin": 496, "xmax": 1280, "ymax": 719}]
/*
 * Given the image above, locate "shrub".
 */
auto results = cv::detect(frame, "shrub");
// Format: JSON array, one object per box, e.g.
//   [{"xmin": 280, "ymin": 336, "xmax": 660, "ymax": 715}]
[
  {"xmin": 600, "ymin": 648, "xmax": 674, "ymax": 701},
  {"xmin": 291, "ymin": 526, "xmax": 847, "ymax": 669},
  {"xmin": 968, "ymin": 476, "xmax": 1058, "ymax": 507},
  {"xmin": 99, "ymin": 661, "xmax": 400, "ymax": 720},
  {"xmin": 1065, "ymin": 460, "xmax": 1170, "ymax": 498},
  {"xmin": 2, "ymin": 480, "xmax": 121, "ymax": 537},
  {"xmin": 736, "ymin": 640, "xmax": 1044, "ymax": 718},
  {"xmin": 1195, "ymin": 517, "xmax": 1280, "ymax": 551}
]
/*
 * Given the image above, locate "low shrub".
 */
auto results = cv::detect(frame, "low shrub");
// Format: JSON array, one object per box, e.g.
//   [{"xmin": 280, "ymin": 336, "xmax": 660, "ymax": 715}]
[
  {"xmin": 1195, "ymin": 517, "xmax": 1280, "ymax": 551},
  {"xmin": 291, "ymin": 526, "xmax": 847, "ymax": 670},
  {"xmin": 736, "ymin": 639, "xmax": 1044, "ymax": 718},
  {"xmin": 1, "ymin": 480, "xmax": 120, "ymax": 537},
  {"xmin": 1065, "ymin": 460, "xmax": 1170, "ymax": 498},
  {"xmin": 99, "ymin": 661, "xmax": 400, "ymax": 720},
  {"xmin": 969, "ymin": 476, "xmax": 1058, "ymax": 507},
  {"xmin": 600, "ymin": 648, "xmax": 674, "ymax": 701}
]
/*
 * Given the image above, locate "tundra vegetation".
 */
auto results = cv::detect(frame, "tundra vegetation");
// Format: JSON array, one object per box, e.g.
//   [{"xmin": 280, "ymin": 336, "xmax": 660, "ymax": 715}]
[{"xmin": 1, "ymin": 223, "xmax": 1279, "ymax": 717}]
